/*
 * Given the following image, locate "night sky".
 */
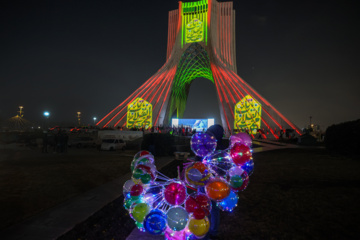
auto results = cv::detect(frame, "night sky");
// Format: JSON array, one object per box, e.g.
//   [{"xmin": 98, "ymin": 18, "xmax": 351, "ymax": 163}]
[{"xmin": 1, "ymin": 0, "xmax": 359, "ymax": 130}]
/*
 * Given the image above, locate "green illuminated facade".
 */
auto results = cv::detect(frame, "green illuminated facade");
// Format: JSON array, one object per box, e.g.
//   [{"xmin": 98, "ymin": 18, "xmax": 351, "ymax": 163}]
[
  {"xmin": 181, "ymin": 0, "xmax": 208, "ymax": 47},
  {"xmin": 98, "ymin": 0, "xmax": 302, "ymax": 138}
]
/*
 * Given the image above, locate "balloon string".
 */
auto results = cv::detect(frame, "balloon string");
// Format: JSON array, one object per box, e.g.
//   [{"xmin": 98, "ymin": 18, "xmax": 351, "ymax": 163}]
[{"xmin": 156, "ymin": 171, "xmax": 170, "ymax": 179}]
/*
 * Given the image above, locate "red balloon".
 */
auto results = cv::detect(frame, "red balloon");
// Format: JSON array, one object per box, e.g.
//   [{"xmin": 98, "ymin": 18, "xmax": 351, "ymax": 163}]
[
  {"xmin": 164, "ymin": 182, "xmax": 187, "ymax": 205},
  {"xmin": 185, "ymin": 196, "xmax": 198, "ymax": 213},
  {"xmin": 130, "ymin": 184, "xmax": 143, "ymax": 197},
  {"xmin": 230, "ymin": 142, "xmax": 252, "ymax": 166},
  {"xmin": 195, "ymin": 194, "xmax": 211, "ymax": 215},
  {"xmin": 140, "ymin": 150, "xmax": 151, "ymax": 156},
  {"xmin": 193, "ymin": 208, "xmax": 206, "ymax": 219}
]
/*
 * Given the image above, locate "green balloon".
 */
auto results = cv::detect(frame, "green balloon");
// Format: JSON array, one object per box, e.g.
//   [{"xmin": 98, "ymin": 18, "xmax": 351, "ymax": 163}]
[
  {"xmin": 133, "ymin": 169, "xmax": 143, "ymax": 179},
  {"xmin": 132, "ymin": 203, "xmax": 150, "ymax": 222},
  {"xmin": 230, "ymin": 175, "xmax": 243, "ymax": 188},
  {"xmin": 141, "ymin": 173, "xmax": 152, "ymax": 184},
  {"xmin": 124, "ymin": 197, "xmax": 141, "ymax": 209}
]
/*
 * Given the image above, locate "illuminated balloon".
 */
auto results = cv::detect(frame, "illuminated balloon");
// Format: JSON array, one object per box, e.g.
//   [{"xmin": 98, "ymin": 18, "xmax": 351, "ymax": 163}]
[
  {"xmin": 144, "ymin": 210, "xmax": 167, "ymax": 235},
  {"xmin": 228, "ymin": 165, "xmax": 244, "ymax": 177},
  {"xmin": 164, "ymin": 182, "xmax": 187, "ymax": 206},
  {"xmin": 229, "ymin": 175, "xmax": 243, "ymax": 190},
  {"xmin": 131, "ymin": 152, "xmax": 154, "ymax": 171},
  {"xmin": 230, "ymin": 142, "xmax": 252, "ymax": 166},
  {"xmin": 217, "ymin": 190, "xmax": 239, "ymax": 212},
  {"xmin": 166, "ymin": 207, "xmax": 189, "ymax": 231},
  {"xmin": 185, "ymin": 163, "xmax": 211, "ymax": 188},
  {"xmin": 203, "ymin": 150, "xmax": 233, "ymax": 178},
  {"xmin": 193, "ymin": 208, "xmax": 206, "ymax": 219},
  {"xmin": 229, "ymin": 132, "xmax": 252, "ymax": 148},
  {"xmin": 205, "ymin": 178, "xmax": 230, "ymax": 201},
  {"xmin": 195, "ymin": 194, "xmax": 211, "ymax": 216},
  {"xmin": 124, "ymin": 196, "xmax": 142, "ymax": 210},
  {"xmin": 238, "ymin": 171, "xmax": 250, "ymax": 191},
  {"xmin": 190, "ymin": 132, "xmax": 217, "ymax": 157},
  {"xmin": 193, "ymin": 162, "xmax": 207, "ymax": 173},
  {"xmin": 242, "ymin": 158, "xmax": 254, "ymax": 176},
  {"xmin": 188, "ymin": 216, "xmax": 210, "ymax": 237},
  {"xmin": 187, "ymin": 168, "xmax": 203, "ymax": 182},
  {"xmin": 132, "ymin": 203, "xmax": 150, "ymax": 222},
  {"xmin": 141, "ymin": 173, "xmax": 152, "ymax": 184},
  {"xmin": 165, "ymin": 228, "xmax": 186, "ymax": 240},
  {"xmin": 185, "ymin": 196, "xmax": 198, "ymax": 213},
  {"xmin": 130, "ymin": 184, "xmax": 143, "ymax": 197},
  {"xmin": 123, "ymin": 179, "xmax": 135, "ymax": 194}
]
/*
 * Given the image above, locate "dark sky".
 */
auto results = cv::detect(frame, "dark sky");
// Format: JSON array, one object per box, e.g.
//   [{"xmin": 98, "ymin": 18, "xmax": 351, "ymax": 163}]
[{"xmin": 1, "ymin": 0, "xmax": 359, "ymax": 130}]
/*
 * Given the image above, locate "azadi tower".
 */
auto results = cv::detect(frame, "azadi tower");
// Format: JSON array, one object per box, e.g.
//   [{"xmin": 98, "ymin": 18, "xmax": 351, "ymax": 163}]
[{"xmin": 97, "ymin": 0, "xmax": 301, "ymax": 139}]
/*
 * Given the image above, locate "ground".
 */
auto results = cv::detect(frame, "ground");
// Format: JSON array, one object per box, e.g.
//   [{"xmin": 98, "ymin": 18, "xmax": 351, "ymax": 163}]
[
  {"xmin": 1, "ymin": 147, "xmax": 359, "ymax": 239},
  {"xmin": 0, "ymin": 147, "xmax": 137, "ymax": 230}
]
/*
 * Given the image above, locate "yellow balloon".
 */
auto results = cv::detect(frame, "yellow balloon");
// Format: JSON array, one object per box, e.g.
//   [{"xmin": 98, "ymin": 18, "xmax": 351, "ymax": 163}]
[{"xmin": 188, "ymin": 216, "xmax": 210, "ymax": 237}]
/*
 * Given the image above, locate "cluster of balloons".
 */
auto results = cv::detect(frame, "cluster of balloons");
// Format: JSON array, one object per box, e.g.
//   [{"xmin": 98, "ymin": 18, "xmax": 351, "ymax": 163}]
[{"xmin": 122, "ymin": 132, "xmax": 255, "ymax": 239}]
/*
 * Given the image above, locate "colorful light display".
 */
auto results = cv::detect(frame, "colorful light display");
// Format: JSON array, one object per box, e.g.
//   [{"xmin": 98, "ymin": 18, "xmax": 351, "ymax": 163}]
[
  {"xmin": 97, "ymin": 0, "xmax": 301, "ymax": 138},
  {"xmin": 123, "ymin": 132, "xmax": 255, "ymax": 239},
  {"xmin": 181, "ymin": 0, "xmax": 208, "ymax": 47},
  {"xmin": 126, "ymin": 98, "xmax": 152, "ymax": 129},
  {"xmin": 234, "ymin": 95, "xmax": 262, "ymax": 134}
]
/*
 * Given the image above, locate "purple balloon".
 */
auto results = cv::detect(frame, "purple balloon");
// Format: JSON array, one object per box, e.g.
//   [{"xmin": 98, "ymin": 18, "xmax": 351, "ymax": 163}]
[
  {"xmin": 190, "ymin": 133, "xmax": 217, "ymax": 157},
  {"xmin": 229, "ymin": 133, "xmax": 252, "ymax": 148}
]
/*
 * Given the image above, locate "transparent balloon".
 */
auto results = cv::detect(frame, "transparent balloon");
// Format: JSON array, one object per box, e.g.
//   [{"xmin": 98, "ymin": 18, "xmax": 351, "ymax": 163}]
[
  {"xmin": 242, "ymin": 158, "xmax": 254, "ymax": 176},
  {"xmin": 217, "ymin": 190, "xmax": 239, "ymax": 212},
  {"xmin": 164, "ymin": 181, "xmax": 187, "ymax": 206},
  {"xmin": 203, "ymin": 150, "xmax": 234, "ymax": 178},
  {"xmin": 166, "ymin": 207, "xmax": 189, "ymax": 231},
  {"xmin": 190, "ymin": 132, "xmax": 217, "ymax": 158},
  {"xmin": 185, "ymin": 163, "xmax": 211, "ymax": 188},
  {"xmin": 144, "ymin": 210, "xmax": 167, "ymax": 235},
  {"xmin": 229, "ymin": 132, "xmax": 252, "ymax": 148}
]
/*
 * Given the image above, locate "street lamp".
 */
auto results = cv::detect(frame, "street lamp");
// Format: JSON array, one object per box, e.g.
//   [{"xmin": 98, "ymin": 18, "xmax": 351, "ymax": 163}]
[
  {"xmin": 43, "ymin": 111, "xmax": 50, "ymax": 129},
  {"xmin": 77, "ymin": 112, "xmax": 81, "ymax": 126},
  {"xmin": 93, "ymin": 117, "xmax": 97, "ymax": 126}
]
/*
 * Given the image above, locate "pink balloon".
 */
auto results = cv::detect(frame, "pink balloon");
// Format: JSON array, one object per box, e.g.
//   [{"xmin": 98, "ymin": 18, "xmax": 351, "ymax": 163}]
[
  {"xmin": 230, "ymin": 142, "xmax": 252, "ymax": 166},
  {"xmin": 164, "ymin": 182, "xmax": 187, "ymax": 205},
  {"xmin": 230, "ymin": 133, "xmax": 252, "ymax": 148}
]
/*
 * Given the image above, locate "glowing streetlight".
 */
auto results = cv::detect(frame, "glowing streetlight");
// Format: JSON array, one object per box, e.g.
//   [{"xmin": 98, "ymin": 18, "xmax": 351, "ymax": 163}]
[
  {"xmin": 77, "ymin": 112, "xmax": 81, "ymax": 126},
  {"xmin": 43, "ymin": 111, "xmax": 50, "ymax": 129},
  {"xmin": 93, "ymin": 117, "xmax": 97, "ymax": 125}
]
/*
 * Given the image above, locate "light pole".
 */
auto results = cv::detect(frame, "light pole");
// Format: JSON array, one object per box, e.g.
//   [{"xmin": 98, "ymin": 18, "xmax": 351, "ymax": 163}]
[
  {"xmin": 77, "ymin": 112, "xmax": 81, "ymax": 126},
  {"xmin": 93, "ymin": 117, "xmax": 97, "ymax": 126},
  {"xmin": 43, "ymin": 111, "xmax": 50, "ymax": 129}
]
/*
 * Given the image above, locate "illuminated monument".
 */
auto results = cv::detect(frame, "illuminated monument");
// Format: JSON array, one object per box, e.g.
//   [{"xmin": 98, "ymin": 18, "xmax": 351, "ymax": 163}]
[{"xmin": 97, "ymin": 0, "xmax": 301, "ymax": 138}]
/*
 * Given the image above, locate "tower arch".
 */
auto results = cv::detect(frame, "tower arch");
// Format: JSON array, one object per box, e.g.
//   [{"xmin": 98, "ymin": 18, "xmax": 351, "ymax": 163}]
[{"xmin": 97, "ymin": 0, "xmax": 301, "ymax": 138}]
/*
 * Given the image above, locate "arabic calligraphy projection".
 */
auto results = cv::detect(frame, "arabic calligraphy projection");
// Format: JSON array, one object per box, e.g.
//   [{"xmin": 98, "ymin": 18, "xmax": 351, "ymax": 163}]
[
  {"xmin": 186, "ymin": 18, "xmax": 204, "ymax": 43},
  {"xmin": 234, "ymin": 95, "xmax": 262, "ymax": 134},
  {"xmin": 126, "ymin": 98, "xmax": 152, "ymax": 129}
]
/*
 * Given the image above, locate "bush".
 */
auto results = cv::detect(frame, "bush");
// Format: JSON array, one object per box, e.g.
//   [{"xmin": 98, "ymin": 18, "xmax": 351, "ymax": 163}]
[
  {"xmin": 325, "ymin": 119, "xmax": 360, "ymax": 156},
  {"xmin": 141, "ymin": 133, "xmax": 175, "ymax": 156}
]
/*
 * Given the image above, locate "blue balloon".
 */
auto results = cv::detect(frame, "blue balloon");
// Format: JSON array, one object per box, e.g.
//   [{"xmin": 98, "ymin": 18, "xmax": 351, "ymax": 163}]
[
  {"xmin": 146, "ymin": 184, "xmax": 163, "ymax": 195},
  {"xmin": 190, "ymin": 133, "xmax": 217, "ymax": 158},
  {"xmin": 217, "ymin": 190, "xmax": 239, "ymax": 212},
  {"xmin": 166, "ymin": 207, "xmax": 189, "ymax": 231},
  {"xmin": 242, "ymin": 159, "xmax": 254, "ymax": 176},
  {"xmin": 144, "ymin": 210, "xmax": 167, "ymax": 235}
]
